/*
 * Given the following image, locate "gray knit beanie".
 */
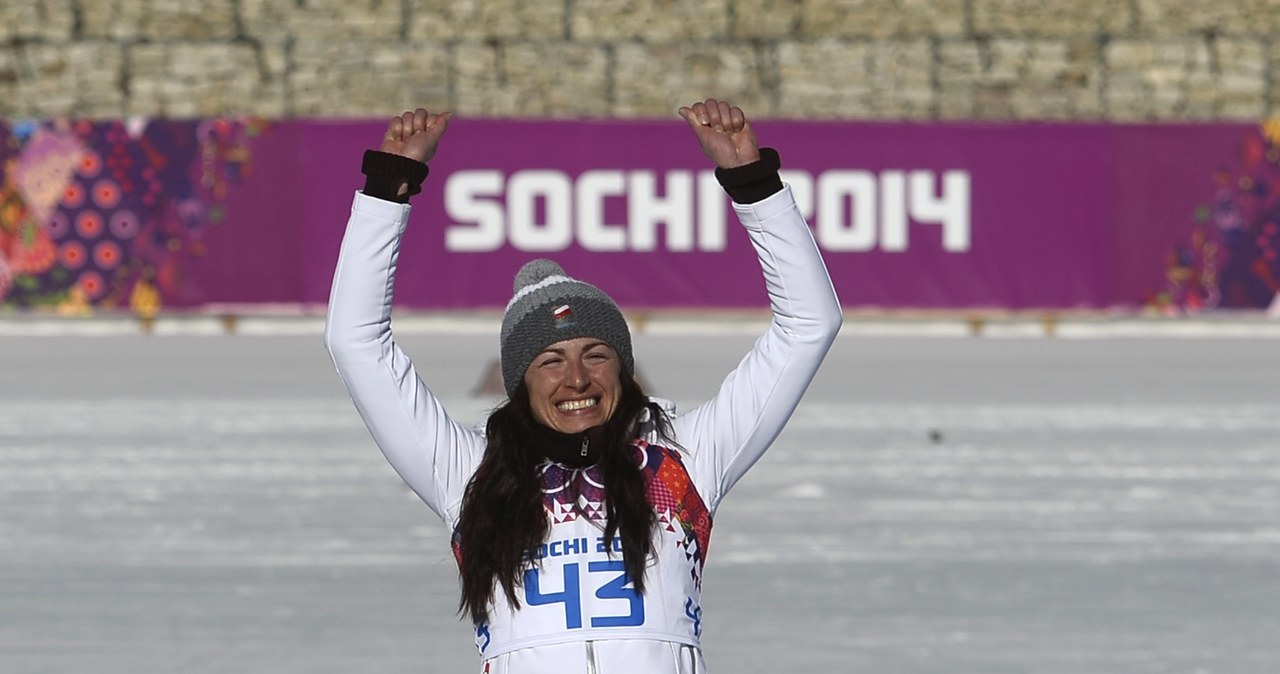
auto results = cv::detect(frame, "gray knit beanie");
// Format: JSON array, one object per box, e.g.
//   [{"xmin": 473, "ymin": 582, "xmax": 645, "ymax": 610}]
[{"xmin": 499, "ymin": 259, "xmax": 634, "ymax": 397}]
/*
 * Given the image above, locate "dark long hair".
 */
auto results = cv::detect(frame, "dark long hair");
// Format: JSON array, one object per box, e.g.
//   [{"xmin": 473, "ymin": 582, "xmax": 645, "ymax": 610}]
[{"xmin": 455, "ymin": 369, "xmax": 670, "ymax": 625}]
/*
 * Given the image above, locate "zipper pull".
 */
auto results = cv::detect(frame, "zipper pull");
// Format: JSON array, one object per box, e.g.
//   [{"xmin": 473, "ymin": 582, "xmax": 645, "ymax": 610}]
[{"xmin": 580, "ymin": 436, "xmax": 589, "ymax": 457}]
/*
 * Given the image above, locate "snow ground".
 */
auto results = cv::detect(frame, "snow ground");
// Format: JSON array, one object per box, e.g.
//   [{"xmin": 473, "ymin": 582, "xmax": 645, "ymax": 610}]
[{"xmin": 1, "ymin": 330, "xmax": 1277, "ymax": 673}]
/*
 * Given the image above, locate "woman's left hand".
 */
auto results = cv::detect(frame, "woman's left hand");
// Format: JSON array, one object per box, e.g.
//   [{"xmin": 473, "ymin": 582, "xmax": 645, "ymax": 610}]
[{"xmin": 677, "ymin": 98, "xmax": 761, "ymax": 169}]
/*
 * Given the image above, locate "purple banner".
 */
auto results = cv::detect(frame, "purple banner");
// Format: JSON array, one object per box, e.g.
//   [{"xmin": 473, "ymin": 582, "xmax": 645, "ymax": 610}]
[{"xmin": 3, "ymin": 118, "xmax": 1278, "ymax": 312}]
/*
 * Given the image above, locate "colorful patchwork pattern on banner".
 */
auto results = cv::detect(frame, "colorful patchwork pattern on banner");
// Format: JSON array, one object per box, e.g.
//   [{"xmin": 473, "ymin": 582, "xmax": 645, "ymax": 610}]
[
  {"xmin": 1146, "ymin": 121, "xmax": 1280, "ymax": 313},
  {"xmin": 0, "ymin": 118, "xmax": 267, "ymax": 313}
]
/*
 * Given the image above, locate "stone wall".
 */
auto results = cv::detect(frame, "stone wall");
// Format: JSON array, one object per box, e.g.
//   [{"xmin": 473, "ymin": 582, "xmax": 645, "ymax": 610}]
[{"xmin": 1, "ymin": 0, "xmax": 1277, "ymax": 120}]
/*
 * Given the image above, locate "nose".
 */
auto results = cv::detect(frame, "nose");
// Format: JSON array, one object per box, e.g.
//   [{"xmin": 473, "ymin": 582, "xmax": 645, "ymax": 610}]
[{"xmin": 564, "ymin": 357, "xmax": 589, "ymax": 390}]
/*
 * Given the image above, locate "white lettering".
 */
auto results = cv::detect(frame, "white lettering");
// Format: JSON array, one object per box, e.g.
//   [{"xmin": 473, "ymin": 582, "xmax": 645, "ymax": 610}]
[
  {"xmin": 816, "ymin": 170, "xmax": 877, "ymax": 252},
  {"xmin": 879, "ymin": 171, "xmax": 908, "ymax": 252},
  {"xmin": 910, "ymin": 170, "xmax": 971, "ymax": 252},
  {"xmin": 508, "ymin": 170, "xmax": 572, "ymax": 252},
  {"xmin": 628, "ymin": 170, "xmax": 694, "ymax": 252},
  {"xmin": 576, "ymin": 170, "xmax": 627, "ymax": 252},
  {"xmin": 441, "ymin": 168, "xmax": 971, "ymax": 253},
  {"xmin": 444, "ymin": 170, "xmax": 505, "ymax": 252},
  {"xmin": 696, "ymin": 171, "xmax": 727, "ymax": 251}
]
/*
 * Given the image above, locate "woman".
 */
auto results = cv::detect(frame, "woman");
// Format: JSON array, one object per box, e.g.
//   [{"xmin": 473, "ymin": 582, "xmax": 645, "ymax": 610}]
[{"xmin": 325, "ymin": 98, "xmax": 842, "ymax": 673}]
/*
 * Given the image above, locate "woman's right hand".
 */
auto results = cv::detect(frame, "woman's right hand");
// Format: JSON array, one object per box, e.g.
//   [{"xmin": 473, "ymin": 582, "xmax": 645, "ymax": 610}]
[{"xmin": 379, "ymin": 108, "xmax": 452, "ymax": 164}]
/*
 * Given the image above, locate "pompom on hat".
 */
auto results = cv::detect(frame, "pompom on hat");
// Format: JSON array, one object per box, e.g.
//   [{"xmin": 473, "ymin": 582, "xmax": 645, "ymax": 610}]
[{"xmin": 499, "ymin": 259, "xmax": 634, "ymax": 396}]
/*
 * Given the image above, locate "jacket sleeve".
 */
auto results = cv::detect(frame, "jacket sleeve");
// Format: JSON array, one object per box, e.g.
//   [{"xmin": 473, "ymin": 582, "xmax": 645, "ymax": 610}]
[
  {"xmin": 323, "ymin": 191, "xmax": 485, "ymax": 525},
  {"xmin": 670, "ymin": 184, "xmax": 842, "ymax": 512}
]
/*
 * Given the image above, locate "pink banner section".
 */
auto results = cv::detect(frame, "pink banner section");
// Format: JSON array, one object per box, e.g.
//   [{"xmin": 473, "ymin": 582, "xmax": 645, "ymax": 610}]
[{"xmin": 3, "ymin": 119, "xmax": 1278, "ymax": 313}]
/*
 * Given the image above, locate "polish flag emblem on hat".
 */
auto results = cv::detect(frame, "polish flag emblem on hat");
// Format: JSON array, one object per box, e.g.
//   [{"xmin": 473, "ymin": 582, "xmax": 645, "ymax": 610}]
[{"xmin": 553, "ymin": 304, "xmax": 573, "ymax": 320}]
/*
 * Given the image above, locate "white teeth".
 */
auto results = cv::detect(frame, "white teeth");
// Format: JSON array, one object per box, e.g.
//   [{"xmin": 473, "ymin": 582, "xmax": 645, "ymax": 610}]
[{"xmin": 557, "ymin": 399, "xmax": 597, "ymax": 412}]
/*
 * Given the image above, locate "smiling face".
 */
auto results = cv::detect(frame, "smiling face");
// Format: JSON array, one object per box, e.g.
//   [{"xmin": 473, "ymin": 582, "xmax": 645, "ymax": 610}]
[{"xmin": 523, "ymin": 337, "xmax": 622, "ymax": 434}]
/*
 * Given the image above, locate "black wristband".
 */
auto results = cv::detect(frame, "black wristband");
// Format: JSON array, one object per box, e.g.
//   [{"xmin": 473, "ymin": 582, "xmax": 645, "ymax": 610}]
[
  {"xmin": 361, "ymin": 150, "xmax": 430, "ymax": 203},
  {"xmin": 714, "ymin": 147, "xmax": 783, "ymax": 204}
]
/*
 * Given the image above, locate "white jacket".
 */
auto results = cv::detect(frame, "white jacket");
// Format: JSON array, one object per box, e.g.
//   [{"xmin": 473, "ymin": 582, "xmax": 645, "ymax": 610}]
[{"xmin": 325, "ymin": 185, "xmax": 842, "ymax": 673}]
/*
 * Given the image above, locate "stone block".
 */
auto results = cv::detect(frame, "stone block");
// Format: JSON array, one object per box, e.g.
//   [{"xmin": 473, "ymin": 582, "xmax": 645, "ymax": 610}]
[
  {"xmin": 0, "ymin": 0, "xmax": 75, "ymax": 41},
  {"xmin": 407, "ymin": 0, "xmax": 565, "ymax": 40},
  {"xmin": 243, "ymin": 0, "xmax": 404, "ymax": 41},
  {"xmin": 81, "ymin": 0, "xmax": 237, "ymax": 40},
  {"xmin": 127, "ymin": 44, "xmax": 283, "ymax": 117},
  {"xmin": 1106, "ymin": 37, "xmax": 1265, "ymax": 119},
  {"xmin": 973, "ymin": 0, "xmax": 1132, "ymax": 37},
  {"xmin": 1270, "ymin": 41, "xmax": 1280, "ymax": 116},
  {"xmin": 1104, "ymin": 39, "xmax": 1214, "ymax": 119},
  {"xmin": 453, "ymin": 42, "xmax": 501, "ymax": 114},
  {"xmin": 62, "ymin": 44, "xmax": 128, "ymax": 115},
  {"xmin": 1134, "ymin": 0, "xmax": 1280, "ymax": 36},
  {"xmin": 799, "ymin": 0, "xmax": 965, "ymax": 38},
  {"xmin": 939, "ymin": 39, "xmax": 1102, "ymax": 119},
  {"xmin": 1212, "ymin": 38, "xmax": 1266, "ymax": 118},
  {"xmin": 731, "ymin": 0, "xmax": 801, "ymax": 39},
  {"xmin": 614, "ymin": 43, "xmax": 771, "ymax": 117},
  {"xmin": 454, "ymin": 42, "xmax": 609, "ymax": 117},
  {"xmin": 290, "ymin": 40, "xmax": 449, "ymax": 117},
  {"xmin": 938, "ymin": 41, "xmax": 983, "ymax": 71},
  {"xmin": 239, "ymin": 0, "xmax": 292, "ymax": 40},
  {"xmin": 778, "ymin": 39, "xmax": 933, "ymax": 118},
  {"xmin": 2, "ymin": 43, "xmax": 125, "ymax": 118},
  {"xmin": 259, "ymin": 43, "xmax": 289, "ymax": 79},
  {"xmin": 79, "ymin": 0, "xmax": 137, "ymax": 39},
  {"xmin": 571, "ymin": 0, "xmax": 730, "ymax": 41},
  {"xmin": 0, "ymin": 48, "xmax": 19, "ymax": 118}
]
